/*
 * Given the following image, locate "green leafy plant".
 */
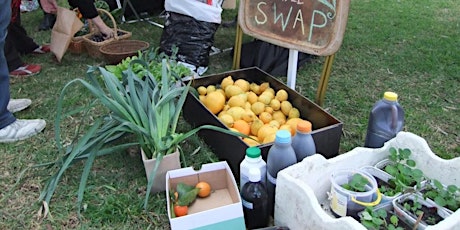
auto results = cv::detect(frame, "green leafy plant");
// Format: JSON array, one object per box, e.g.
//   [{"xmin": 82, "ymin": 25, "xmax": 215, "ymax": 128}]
[
  {"xmin": 384, "ymin": 148, "xmax": 424, "ymax": 193},
  {"xmin": 342, "ymin": 173, "xmax": 369, "ymax": 192},
  {"xmin": 360, "ymin": 206, "xmax": 404, "ymax": 230},
  {"xmin": 104, "ymin": 46, "xmax": 192, "ymax": 81},
  {"xmin": 422, "ymin": 179, "xmax": 460, "ymax": 212},
  {"xmin": 38, "ymin": 50, "xmax": 247, "ymax": 217}
]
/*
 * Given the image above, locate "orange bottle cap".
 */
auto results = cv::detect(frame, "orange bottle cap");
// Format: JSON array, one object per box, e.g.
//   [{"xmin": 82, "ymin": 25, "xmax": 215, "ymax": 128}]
[{"xmin": 297, "ymin": 120, "xmax": 312, "ymax": 132}]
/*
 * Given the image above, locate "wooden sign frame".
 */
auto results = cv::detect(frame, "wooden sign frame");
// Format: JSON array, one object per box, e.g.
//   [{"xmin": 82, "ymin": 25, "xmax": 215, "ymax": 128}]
[{"xmin": 238, "ymin": 0, "xmax": 350, "ymax": 56}]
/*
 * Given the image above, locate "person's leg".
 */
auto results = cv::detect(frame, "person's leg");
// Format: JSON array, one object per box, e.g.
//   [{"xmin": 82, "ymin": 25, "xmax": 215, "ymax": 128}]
[
  {"xmin": 37, "ymin": 1, "xmax": 55, "ymax": 31},
  {"xmin": 0, "ymin": 0, "xmax": 16, "ymax": 129},
  {"xmin": 1, "ymin": 0, "xmax": 46, "ymax": 142},
  {"xmin": 9, "ymin": 14, "xmax": 39, "ymax": 54},
  {"xmin": 5, "ymin": 28, "xmax": 24, "ymax": 72}
]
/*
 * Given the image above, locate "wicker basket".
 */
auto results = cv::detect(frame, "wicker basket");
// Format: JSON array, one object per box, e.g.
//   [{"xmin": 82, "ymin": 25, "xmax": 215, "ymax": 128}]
[
  {"xmin": 68, "ymin": 36, "xmax": 86, "ymax": 54},
  {"xmin": 82, "ymin": 8, "xmax": 132, "ymax": 59},
  {"xmin": 100, "ymin": 40, "xmax": 150, "ymax": 64}
]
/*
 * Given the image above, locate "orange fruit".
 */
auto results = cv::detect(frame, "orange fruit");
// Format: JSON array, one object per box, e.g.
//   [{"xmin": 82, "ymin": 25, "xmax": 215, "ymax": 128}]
[
  {"xmin": 174, "ymin": 205, "xmax": 188, "ymax": 217},
  {"xmin": 233, "ymin": 120, "xmax": 251, "ymax": 135},
  {"xmin": 196, "ymin": 181, "xmax": 212, "ymax": 198}
]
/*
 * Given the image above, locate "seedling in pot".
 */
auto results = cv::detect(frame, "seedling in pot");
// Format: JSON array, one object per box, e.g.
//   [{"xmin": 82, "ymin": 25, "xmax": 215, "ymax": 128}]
[
  {"xmin": 384, "ymin": 148, "xmax": 424, "ymax": 192},
  {"xmin": 397, "ymin": 194, "xmax": 445, "ymax": 226},
  {"xmin": 422, "ymin": 179, "xmax": 460, "ymax": 212},
  {"xmin": 342, "ymin": 173, "xmax": 369, "ymax": 192},
  {"xmin": 360, "ymin": 206, "xmax": 407, "ymax": 230}
]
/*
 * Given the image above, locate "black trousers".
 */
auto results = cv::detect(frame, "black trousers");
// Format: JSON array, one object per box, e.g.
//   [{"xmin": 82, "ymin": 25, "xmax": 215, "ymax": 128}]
[{"xmin": 5, "ymin": 14, "xmax": 39, "ymax": 71}]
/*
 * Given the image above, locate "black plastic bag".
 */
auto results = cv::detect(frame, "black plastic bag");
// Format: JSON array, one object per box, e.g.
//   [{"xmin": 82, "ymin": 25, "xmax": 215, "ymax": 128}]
[
  {"xmin": 159, "ymin": 12, "xmax": 219, "ymax": 69},
  {"xmin": 238, "ymin": 40, "xmax": 315, "ymax": 76}
]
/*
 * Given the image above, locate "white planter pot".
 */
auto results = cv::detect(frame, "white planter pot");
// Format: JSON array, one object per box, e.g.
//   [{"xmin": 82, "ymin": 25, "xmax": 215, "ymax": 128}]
[
  {"xmin": 274, "ymin": 132, "xmax": 460, "ymax": 230},
  {"xmin": 360, "ymin": 166, "xmax": 401, "ymax": 204},
  {"xmin": 392, "ymin": 192, "xmax": 451, "ymax": 229},
  {"xmin": 141, "ymin": 149, "xmax": 181, "ymax": 193}
]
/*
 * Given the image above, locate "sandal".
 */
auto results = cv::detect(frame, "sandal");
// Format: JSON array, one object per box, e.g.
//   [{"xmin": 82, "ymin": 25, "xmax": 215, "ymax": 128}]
[
  {"xmin": 9, "ymin": 64, "xmax": 41, "ymax": 77},
  {"xmin": 32, "ymin": 45, "xmax": 51, "ymax": 54}
]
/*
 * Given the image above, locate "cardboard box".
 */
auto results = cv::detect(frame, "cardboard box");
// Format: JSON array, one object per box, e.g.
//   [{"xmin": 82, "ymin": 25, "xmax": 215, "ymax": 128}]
[
  {"xmin": 183, "ymin": 67, "xmax": 343, "ymax": 178},
  {"xmin": 166, "ymin": 161, "xmax": 245, "ymax": 230}
]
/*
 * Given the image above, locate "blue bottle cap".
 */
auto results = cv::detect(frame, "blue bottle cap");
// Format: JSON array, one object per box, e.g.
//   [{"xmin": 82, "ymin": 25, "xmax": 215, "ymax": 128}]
[{"xmin": 275, "ymin": 130, "xmax": 291, "ymax": 144}]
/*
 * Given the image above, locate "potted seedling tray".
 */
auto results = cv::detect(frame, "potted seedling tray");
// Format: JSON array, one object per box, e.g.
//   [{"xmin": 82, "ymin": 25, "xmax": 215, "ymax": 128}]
[
  {"xmin": 182, "ymin": 67, "xmax": 342, "ymax": 178},
  {"xmin": 274, "ymin": 132, "xmax": 460, "ymax": 229},
  {"xmin": 419, "ymin": 179, "xmax": 460, "ymax": 215}
]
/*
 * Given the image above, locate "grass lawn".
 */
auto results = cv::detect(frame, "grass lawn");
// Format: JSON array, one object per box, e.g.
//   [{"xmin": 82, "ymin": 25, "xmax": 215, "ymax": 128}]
[{"xmin": 1, "ymin": 0, "xmax": 458, "ymax": 229}]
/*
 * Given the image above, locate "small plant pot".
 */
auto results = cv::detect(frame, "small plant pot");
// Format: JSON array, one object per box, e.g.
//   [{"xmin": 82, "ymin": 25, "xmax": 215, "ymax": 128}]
[
  {"xmin": 419, "ymin": 180, "xmax": 460, "ymax": 215},
  {"xmin": 358, "ymin": 202, "xmax": 412, "ymax": 230},
  {"xmin": 360, "ymin": 166, "xmax": 401, "ymax": 204},
  {"xmin": 374, "ymin": 159, "xmax": 394, "ymax": 170},
  {"xmin": 329, "ymin": 169, "xmax": 382, "ymax": 219},
  {"xmin": 141, "ymin": 149, "xmax": 181, "ymax": 193},
  {"xmin": 392, "ymin": 192, "xmax": 451, "ymax": 229}
]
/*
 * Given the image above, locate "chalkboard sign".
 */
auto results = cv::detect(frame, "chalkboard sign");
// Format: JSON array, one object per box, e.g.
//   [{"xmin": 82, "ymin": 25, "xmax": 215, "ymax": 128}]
[{"xmin": 238, "ymin": 0, "xmax": 350, "ymax": 56}]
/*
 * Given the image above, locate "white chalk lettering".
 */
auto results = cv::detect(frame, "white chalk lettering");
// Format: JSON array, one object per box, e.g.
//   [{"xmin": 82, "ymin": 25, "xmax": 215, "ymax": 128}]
[{"xmin": 255, "ymin": 2, "xmax": 268, "ymax": 24}]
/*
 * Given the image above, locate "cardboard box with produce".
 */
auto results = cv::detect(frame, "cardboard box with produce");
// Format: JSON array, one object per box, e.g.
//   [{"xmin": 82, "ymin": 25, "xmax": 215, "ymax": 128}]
[{"xmin": 166, "ymin": 161, "xmax": 245, "ymax": 230}]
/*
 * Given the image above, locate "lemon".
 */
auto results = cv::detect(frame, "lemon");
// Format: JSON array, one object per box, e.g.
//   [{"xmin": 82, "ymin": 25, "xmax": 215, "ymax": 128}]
[
  {"xmin": 269, "ymin": 99, "xmax": 281, "ymax": 111},
  {"xmin": 262, "ymin": 132, "xmax": 277, "ymax": 144},
  {"xmin": 259, "ymin": 82, "xmax": 270, "ymax": 93},
  {"xmin": 234, "ymin": 79, "xmax": 250, "ymax": 92},
  {"xmin": 221, "ymin": 76, "xmax": 234, "ymax": 90},
  {"xmin": 259, "ymin": 111, "xmax": 273, "ymax": 124},
  {"xmin": 280, "ymin": 100, "xmax": 293, "ymax": 116},
  {"xmin": 249, "ymin": 83, "xmax": 261, "ymax": 95},
  {"xmin": 250, "ymin": 118, "xmax": 264, "ymax": 136},
  {"xmin": 264, "ymin": 106, "xmax": 274, "ymax": 114},
  {"xmin": 242, "ymin": 109, "xmax": 256, "ymax": 123},
  {"xmin": 279, "ymin": 124, "xmax": 294, "ymax": 136},
  {"xmin": 227, "ymin": 106, "xmax": 246, "ymax": 121},
  {"xmin": 251, "ymin": 101, "xmax": 266, "ymax": 115},
  {"xmin": 247, "ymin": 91, "xmax": 258, "ymax": 104},
  {"xmin": 227, "ymin": 94, "xmax": 247, "ymax": 107},
  {"xmin": 206, "ymin": 85, "xmax": 216, "ymax": 94},
  {"xmin": 243, "ymin": 137, "xmax": 260, "ymax": 147},
  {"xmin": 257, "ymin": 124, "xmax": 278, "ymax": 142},
  {"xmin": 203, "ymin": 91, "xmax": 225, "ymax": 114},
  {"xmin": 275, "ymin": 89, "xmax": 289, "ymax": 101},
  {"xmin": 225, "ymin": 85, "xmax": 244, "ymax": 98},
  {"xmin": 258, "ymin": 94, "xmax": 272, "ymax": 105},
  {"xmin": 197, "ymin": 86, "xmax": 207, "ymax": 95},
  {"xmin": 288, "ymin": 107, "xmax": 300, "ymax": 119},
  {"xmin": 264, "ymin": 87, "xmax": 275, "ymax": 97},
  {"xmin": 219, "ymin": 113, "xmax": 234, "ymax": 127}
]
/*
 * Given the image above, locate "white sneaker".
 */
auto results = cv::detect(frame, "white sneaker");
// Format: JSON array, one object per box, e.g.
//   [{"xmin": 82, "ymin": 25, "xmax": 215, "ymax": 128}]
[
  {"xmin": 7, "ymin": 98, "xmax": 32, "ymax": 113},
  {"xmin": 0, "ymin": 119, "xmax": 46, "ymax": 143}
]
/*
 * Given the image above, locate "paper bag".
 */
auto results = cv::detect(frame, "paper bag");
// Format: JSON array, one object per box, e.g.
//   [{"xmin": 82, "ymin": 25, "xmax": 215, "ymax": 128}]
[{"xmin": 50, "ymin": 7, "xmax": 84, "ymax": 62}]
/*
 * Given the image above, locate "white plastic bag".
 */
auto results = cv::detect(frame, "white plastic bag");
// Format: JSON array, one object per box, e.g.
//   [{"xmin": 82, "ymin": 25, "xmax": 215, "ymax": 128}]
[{"xmin": 164, "ymin": 0, "xmax": 222, "ymax": 24}]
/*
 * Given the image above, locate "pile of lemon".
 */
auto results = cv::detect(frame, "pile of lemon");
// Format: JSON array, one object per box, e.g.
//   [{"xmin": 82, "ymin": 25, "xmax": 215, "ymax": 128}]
[{"xmin": 197, "ymin": 76, "xmax": 312, "ymax": 146}]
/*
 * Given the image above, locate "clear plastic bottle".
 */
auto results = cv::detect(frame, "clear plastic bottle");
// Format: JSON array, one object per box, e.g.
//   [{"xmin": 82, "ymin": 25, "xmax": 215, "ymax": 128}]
[
  {"xmin": 240, "ymin": 147, "xmax": 266, "ymax": 190},
  {"xmin": 364, "ymin": 92, "xmax": 405, "ymax": 148},
  {"xmin": 266, "ymin": 130, "xmax": 297, "ymax": 215},
  {"xmin": 241, "ymin": 168, "xmax": 269, "ymax": 229},
  {"xmin": 291, "ymin": 120, "xmax": 316, "ymax": 162}
]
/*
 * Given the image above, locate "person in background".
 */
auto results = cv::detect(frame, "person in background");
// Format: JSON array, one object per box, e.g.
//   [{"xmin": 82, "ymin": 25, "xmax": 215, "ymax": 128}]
[
  {"xmin": 40, "ymin": 0, "xmax": 115, "ymax": 39},
  {"xmin": 7, "ymin": 0, "xmax": 49, "ymax": 77},
  {"xmin": 0, "ymin": 0, "xmax": 47, "ymax": 142}
]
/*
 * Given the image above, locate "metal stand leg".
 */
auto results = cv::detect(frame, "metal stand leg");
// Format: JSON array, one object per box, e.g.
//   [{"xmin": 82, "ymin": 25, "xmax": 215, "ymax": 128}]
[
  {"xmin": 232, "ymin": 23, "xmax": 243, "ymax": 70},
  {"xmin": 115, "ymin": 0, "xmax": 164, "ymax": 28},
  {"xmin": 316, "ymin": 54, "xmax": 335, "ymax": 106}
]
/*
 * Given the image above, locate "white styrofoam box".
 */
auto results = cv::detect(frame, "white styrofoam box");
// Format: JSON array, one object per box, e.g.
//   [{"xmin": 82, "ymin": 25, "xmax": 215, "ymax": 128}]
[{"xmin": 274, "ymin": 131, "xmax": 460, "ymax": 230}]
